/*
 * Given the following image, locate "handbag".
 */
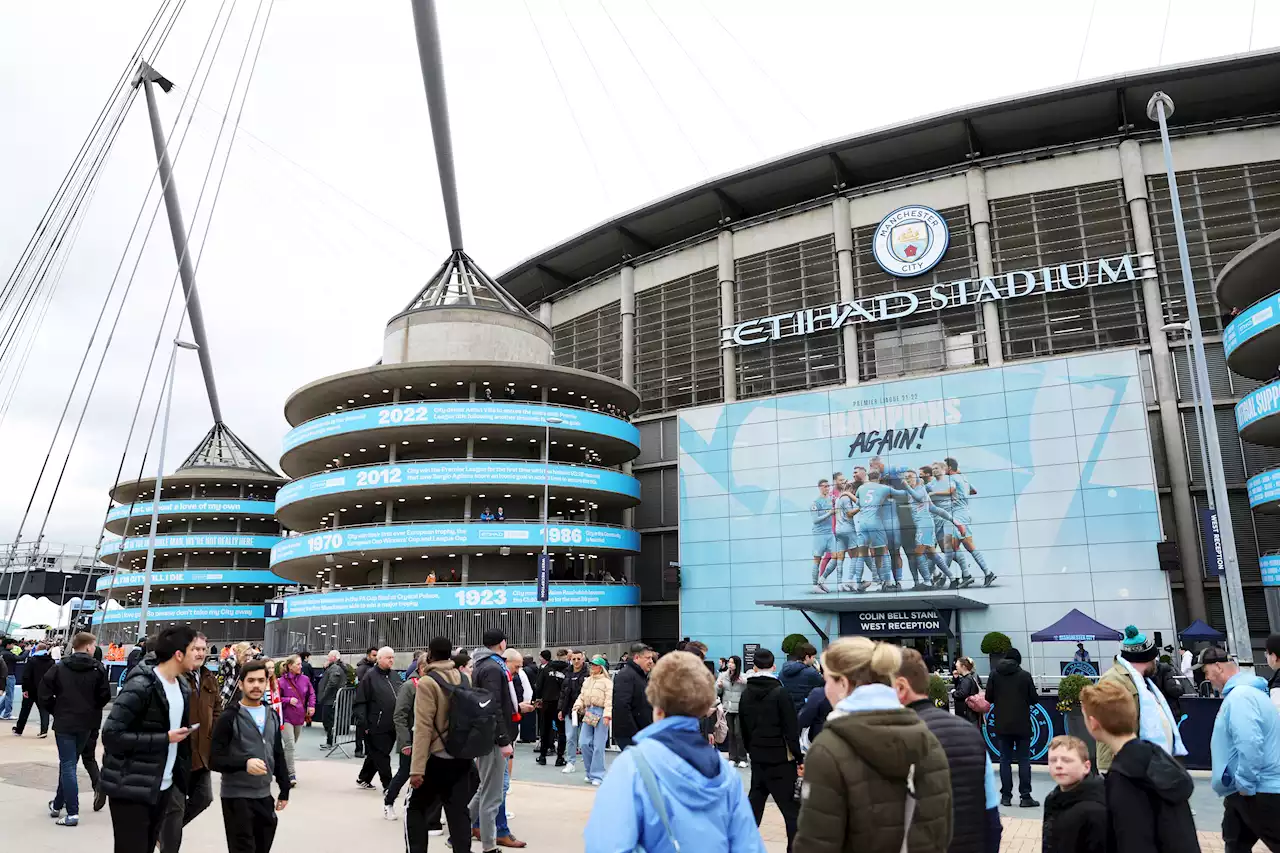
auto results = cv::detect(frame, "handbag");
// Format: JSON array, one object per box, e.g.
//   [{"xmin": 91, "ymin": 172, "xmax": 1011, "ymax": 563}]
[
  {"xmin": 713, "ymin": 703, "xmax": 728, "ymax": 745},
  {"xmin": 964, "ymin": 675, "xmax": 991, "ymax": 714},
  {"xmin": 583, "ymin": 706, "xmax": 603, "ymax": 727},
  {"xmin": 632, "ymin": 748, "xmax": 680, "ymax": 853}
]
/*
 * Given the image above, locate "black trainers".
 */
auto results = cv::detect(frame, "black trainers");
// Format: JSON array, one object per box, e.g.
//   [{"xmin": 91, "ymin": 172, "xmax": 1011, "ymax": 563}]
[
  {"xmin": 1000, "ymin": 796, "xmax": 1012, "ymax": 807},
  {"xmin": 554, "ymin": 756, "xmax": 566, "ymax": 767},
  {"xmin": 356, "ymin": 779, "xmax": 375, "ymax": 790},
  {"xmin": 534, "ymin": 755, "xmax": 546, "ymax": 765},
  {"xmin": 1019, "ymin": 797, "xmax": 1040, "ymax": 808}
]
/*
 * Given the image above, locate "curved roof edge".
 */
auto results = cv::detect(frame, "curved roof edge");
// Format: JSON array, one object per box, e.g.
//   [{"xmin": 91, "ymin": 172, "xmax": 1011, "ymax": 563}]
[{"xmin": 497, "ymin": 48, "xmax": 1280, "ymax": 306}]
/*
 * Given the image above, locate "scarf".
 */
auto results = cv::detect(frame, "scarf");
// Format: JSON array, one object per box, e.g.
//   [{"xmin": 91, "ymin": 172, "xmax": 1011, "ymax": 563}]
[
  {"xmin": 1115, "ymin": 655, "xmax": 1186, "ymax": 757},
  {"xmin": 491, "ymin": 654, "xmax": 521, "ymax": 722}
]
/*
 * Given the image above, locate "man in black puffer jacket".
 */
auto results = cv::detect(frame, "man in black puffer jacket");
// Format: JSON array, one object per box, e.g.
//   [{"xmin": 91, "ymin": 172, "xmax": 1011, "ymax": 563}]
[
  {"xmin": 897, "ymin": 648, "xmax": 1000, "ymax": 853},
  {"xmin": 102, "ymin": 626, "xmax": 198, "ymax": 853},
  {"xmin": 612, "ymin": 643, "xmax": 655, "ymax": 749},
  {"xmin": 39, "ymin": 632, "xmax": 110, "ymax": 826},
  {"xmin": 557, "ymin": 650, "xmax": 588, "ymax": 771}
]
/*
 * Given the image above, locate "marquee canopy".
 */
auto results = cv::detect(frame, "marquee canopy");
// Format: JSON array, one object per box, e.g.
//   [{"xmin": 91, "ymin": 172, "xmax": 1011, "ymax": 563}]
[{"xmin": 1030, "ymin": 609, "xmax": 1122, "ymax": 643}]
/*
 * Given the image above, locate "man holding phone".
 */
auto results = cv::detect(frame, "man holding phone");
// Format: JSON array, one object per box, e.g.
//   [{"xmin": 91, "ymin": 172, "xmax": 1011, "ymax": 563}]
[
  {"xmin": 210, "ymin": 660, "xmax": 291, "ymax": 853},
  {"xmin": 101, "ymin": 626, "xmax": 197, "ymax": 853}
]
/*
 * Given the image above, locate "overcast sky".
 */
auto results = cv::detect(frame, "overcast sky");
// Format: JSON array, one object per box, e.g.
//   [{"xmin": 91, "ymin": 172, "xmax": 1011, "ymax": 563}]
[{"xmin": 0, "ymin": 0, "xmax": 1275, "ymax": 551}]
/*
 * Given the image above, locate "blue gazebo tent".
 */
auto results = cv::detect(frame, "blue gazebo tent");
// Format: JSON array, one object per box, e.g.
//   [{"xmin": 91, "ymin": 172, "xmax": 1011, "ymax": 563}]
[
  {"xmin": 1178, "ymin": 619, "xmax": 1225, "ymax": 642},
  {"xmin": 1030, "ymin": 609, "xmax": 1123, "ymax": 643}
]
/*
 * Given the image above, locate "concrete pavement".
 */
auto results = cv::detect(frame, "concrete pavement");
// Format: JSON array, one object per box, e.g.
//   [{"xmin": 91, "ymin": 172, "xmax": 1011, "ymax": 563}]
[{"xmin": 0, "ymin": 724, "xmax": 1263, "ymax": 852}]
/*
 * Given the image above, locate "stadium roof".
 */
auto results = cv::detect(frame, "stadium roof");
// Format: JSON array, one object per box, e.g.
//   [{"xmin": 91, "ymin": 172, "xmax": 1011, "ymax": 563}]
[{"xmin": 497, "ymin": 48, "xmax": 1280, "ymax": 306}]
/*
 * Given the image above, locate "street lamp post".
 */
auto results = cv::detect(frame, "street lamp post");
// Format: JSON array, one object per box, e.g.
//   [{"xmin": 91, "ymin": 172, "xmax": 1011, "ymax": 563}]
[
  {"xmin": 138, "ymin": 339, "xmax": 199, "ymax": 641},
  {"xmin": 539, "ymin": 416, "xmax": 564, "ymax": 653},
  {"xmin": 1149, "ymin": 92, "xmax": 1253, "ymax": 666},
  {"xmin": 1161, "ymin": 322, "xmax": 1214, "ymax": 509}
]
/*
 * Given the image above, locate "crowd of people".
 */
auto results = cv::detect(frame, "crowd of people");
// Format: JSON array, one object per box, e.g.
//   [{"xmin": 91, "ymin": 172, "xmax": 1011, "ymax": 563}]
[{"xmin": 17, "ymin": 622, "xmax": 1280, "ymax": 852}]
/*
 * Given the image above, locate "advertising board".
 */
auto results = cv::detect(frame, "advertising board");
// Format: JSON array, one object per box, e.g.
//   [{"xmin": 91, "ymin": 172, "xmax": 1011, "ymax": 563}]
[{"xmin": 676, "ymin": 349, "xmax": 1171, "ymax": 660}]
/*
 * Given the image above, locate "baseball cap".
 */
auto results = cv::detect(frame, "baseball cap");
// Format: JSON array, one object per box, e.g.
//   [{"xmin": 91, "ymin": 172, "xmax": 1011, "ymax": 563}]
[
  {"xmin": 590, "ymin": 655, "xmax": 608, "ymax": 667},
  {"xmin": 482, "ymin": 628, "xmax": 507, "ymax": 648},
  {"xmin": 1192, "ymin": 646, "xmax": 1231, "ymax": 671}
]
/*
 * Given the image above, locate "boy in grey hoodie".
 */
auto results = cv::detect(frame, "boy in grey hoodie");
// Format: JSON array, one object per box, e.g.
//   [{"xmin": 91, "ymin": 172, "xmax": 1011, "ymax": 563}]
[{"xmin": 209, "ymin": 660, "xmax": 291, "ymax": 853}]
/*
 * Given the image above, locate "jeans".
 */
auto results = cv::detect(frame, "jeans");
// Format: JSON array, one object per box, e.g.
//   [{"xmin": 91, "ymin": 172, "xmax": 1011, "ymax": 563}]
[
  {"xmin": 405, "ymin": 755, "xmax": 472, "ymax": 853},
  {"xmin": 563, "ymin": 717, "xmax": 580, "ymax": 764},
  {"xmin": 997, "ymin": 734, "xmax": 1033, "ymax": 799},
  {"xmin": 0, "ymin": 674, "xmax": 14, "ymax": 717},
  {"xmin": 280, "ymin": 723, "xmax": 302, "ymax": 777},
  {"xmin": 53, "ymin": 730, "xmax": 91, "ymax": 816},
  {"xmin": 468, "ymin": 745, "xmax": 507, "ymax": 849},
  {"xmin": 81, "ymin": 730, "xmax": 102, "ymax": 791},
  {"xmin": 580, "ymin": 713, "xmax": 609, "ymax": 783},
  {"xmin": 14, "ymin": 692, "xmax": 49, "ymax": 734}
]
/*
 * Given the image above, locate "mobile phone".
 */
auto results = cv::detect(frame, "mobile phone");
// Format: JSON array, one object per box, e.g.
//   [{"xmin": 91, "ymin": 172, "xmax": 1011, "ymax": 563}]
[{"xmin": 188, "ymin": 723, "xmax": 200, "ymax": 731}]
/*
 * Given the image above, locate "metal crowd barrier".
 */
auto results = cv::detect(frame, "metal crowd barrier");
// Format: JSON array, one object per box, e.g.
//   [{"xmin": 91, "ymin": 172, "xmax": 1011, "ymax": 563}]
[{"xmin": 326, "ymin": 686, "xmax": 356, "ymax": 759}]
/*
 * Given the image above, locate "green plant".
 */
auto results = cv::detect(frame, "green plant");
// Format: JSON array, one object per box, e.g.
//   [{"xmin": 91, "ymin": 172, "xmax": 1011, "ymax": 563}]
[
  {"xmin": 1056, "ymin": 674, "xmax": 1092, "ymax": 712},
  {"xmin": 345, "ymin": 663, "xmax": 356, "ymax": 687},
  {"xmin": 929, "ymin": 674, "xmax": 949, "ymax": 708},
  {"xmin": 781, "ymin": 634, "xmax": 810, "ymax": 656},
  {"xmin": 1159, "ymin": 654, "xmax": 1172, "ymax": 665},
  {"xmin": 980, "ymin": 632, "xmax": 1012, "ymax": 654}
]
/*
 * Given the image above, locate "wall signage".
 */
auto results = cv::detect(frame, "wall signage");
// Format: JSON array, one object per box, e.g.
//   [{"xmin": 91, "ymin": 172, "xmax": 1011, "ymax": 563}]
[
  {"xmin": 279, "ymin": 583, "xmax": 639, "ymax": 617},
  {"xmin": 872, "ymin": 206, "xmax": 950, "ymax": 277},
  {"xmin": 96, "ymin": 569, "xmax": 293, "ymax": 591},
  {"xmin": 845, "ymin": 609, "xmax": 949, "ymax": 636},
  {"xmin": 721, "ymin": 252, "xmax": 1152, "ymax": 349},
  {"xmin": 1236, "ymin": 380, "xmax": 1280, "ymax": 434}
]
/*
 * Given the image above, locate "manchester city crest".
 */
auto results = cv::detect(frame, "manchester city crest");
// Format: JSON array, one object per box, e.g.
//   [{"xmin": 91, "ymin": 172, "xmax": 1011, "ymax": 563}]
[{"xmin": 873, "ymin": 205, "xmax": 949, "ymax": 277}]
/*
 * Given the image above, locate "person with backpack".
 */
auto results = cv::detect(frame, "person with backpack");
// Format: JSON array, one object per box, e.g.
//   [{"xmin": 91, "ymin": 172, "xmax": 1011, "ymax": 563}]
[
  {"xmin": 469, "ymin": 629, "xmax": 519, "ymax": 853},
  {"xmin": 406, "ymin": 637, "xmax": 489, "ymax": 853},
  {"xmin": 208, "ymin": 660, "xmax": 291, "ymax": 853},
  {"xmin": 951, "ymin": 657, "xmax": 985, "ymax": 725},
  {"xmin": 739, "ymin": 647, "xmax": 803, "ymax": 852},
  {"xmin": 583, "ymin": 651, "xmax": 764, "ymax": 853}
]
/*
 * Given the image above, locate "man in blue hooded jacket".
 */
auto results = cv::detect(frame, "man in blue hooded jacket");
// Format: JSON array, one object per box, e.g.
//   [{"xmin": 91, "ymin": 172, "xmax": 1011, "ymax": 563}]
[
  {"xmin": 584, "ymin": 650, "xmax": 763, "ymax": 853},
  {"xmin": 1198, "ymin": 646, "xmax": 1280, "ymax": 851}
]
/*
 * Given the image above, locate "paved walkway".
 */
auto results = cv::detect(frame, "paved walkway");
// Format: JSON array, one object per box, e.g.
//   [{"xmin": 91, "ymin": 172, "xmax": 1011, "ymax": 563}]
[{"xmin": 0, "ymin": 726, "xmax": 1262, "ymax": 852}]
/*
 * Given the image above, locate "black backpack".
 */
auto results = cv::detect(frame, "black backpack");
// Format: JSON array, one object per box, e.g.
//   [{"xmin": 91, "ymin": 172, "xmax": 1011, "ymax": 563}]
[{"xmin": 427, "ymin": 671, "xmax": 497, "ymax": 760}]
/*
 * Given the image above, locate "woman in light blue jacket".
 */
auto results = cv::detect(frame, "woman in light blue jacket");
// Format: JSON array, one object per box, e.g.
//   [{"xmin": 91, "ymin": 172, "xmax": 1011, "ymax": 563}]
[{"xmin": 585, "ymin": 651, "xmax": 763, "ymax": 853}]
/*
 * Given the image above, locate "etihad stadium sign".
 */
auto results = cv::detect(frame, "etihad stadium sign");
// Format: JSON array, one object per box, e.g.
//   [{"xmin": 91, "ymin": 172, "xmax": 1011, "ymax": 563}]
[{"xmin": 721, "ymin": 251, "xmax": 1153, "ymax": 349}]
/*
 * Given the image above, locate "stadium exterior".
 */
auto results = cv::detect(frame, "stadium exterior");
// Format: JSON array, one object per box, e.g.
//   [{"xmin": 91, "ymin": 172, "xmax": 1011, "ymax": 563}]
[{"xmin": 490, "ymin": 50, "xmax": 1280, "ymax": 667}]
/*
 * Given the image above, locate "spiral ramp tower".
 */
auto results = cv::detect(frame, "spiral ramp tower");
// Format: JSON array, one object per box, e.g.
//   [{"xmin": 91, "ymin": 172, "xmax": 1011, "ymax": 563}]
[
  {"xmin": 95, "ymin": 423, "xmax": 291, "ymax": 646},
  {"xmin": 264, "ymin": 255, "xmax": 642, "ymax": 655},
  {"xmin": 1223, "ymin": 232, "xmax": 1280, "ymax": 612}
]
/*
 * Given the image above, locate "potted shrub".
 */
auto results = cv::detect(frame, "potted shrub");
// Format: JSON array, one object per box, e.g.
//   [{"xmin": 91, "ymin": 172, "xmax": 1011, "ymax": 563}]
[
  {"xmin": 781, "ymin": 634, "xmax": 810, "ymax": 657},
  {"xmin": 1057, "ymin": 673, "xmax": 1098, "ymax": 767},
  {"xmin": 929, "ymin": 674, "xmax": 949, "ymax": 709},
  {"xmin": 981, "ymin": 631, "xmax": 1012, "ymax": 673}
]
